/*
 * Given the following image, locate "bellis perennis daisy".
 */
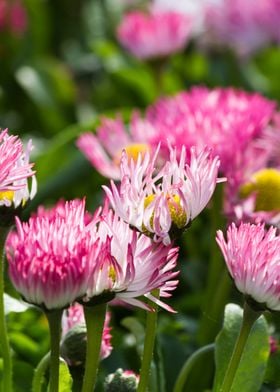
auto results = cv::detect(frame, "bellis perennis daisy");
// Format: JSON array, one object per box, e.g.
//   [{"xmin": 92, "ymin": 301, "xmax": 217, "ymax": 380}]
[
  {"xmin": 84, "ymin": 208, "xmax": 179, "ymax": 312},
  {"xmin": 76, "ymin": 113, "xmax": 156, "ymax": 180},
  {"xmin": 6, "ymin": 199, "xmax": 92, "ymax": 310},
  {"xmin": 104, "ymin": 146, "xmax": 221, "ymax": 245},
  {"xmin": 117, "ymin": 10, "xmax": 192, "ymax": 60},
  {"xmin": 216, "ymin": 222, "xmax": 280, "ymax": 311},
  {"xmin": 0, "ymin": 129, "xmax": 36, "ymax": 209}
]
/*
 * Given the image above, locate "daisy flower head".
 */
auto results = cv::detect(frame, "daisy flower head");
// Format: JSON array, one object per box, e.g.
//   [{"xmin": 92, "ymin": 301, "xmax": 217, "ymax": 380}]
[
  {"xmin": 0, "ymin": 0, "xmax": 27, "ymax": 36},
  {"xmin": 204, "ymin": 0, "xmax": 278, "ymax": 56},
  {"xmin": 216, "ymin": 222, "xmax": 280, "ymax": 311},
  {"xmin": 104, "ymin": 145, "xmax": 221, "ymax": 245},
  {"xmin": 76, "ymin": 113, "xmax": 156, "ymax": 180},
  {"xmin": 226, "ymin": 166, "xmax": 280, "ymax": 228},
  {"xmin": 117, "ymin": 10, "xmax": 192, "ymax": 60},
  {"xmin": 146, "ymin": 87, "xmax": 275, "ymax": 183},
  {"xmin": 84, "ymin": 208, "xmax": 179, "ymax": 312},
  {"xmin": 6, "ymin": 199, "xmax": 93, "ymax": 310},
  {"xmin": 0, "ymin": 129, "xmax": 36, "ymax": 223}
]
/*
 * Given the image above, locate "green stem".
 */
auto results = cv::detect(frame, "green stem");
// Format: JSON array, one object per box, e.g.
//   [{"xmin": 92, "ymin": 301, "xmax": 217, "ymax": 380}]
[
  {"xmin": 0, "ymin": 226, "xmax": 12, "ymax": 392},
  {"xmin": 45, "ymin": 309, "xmax": 63, "ymax": 392},
  {"xmin": 137, "ymin": 290, "xmax": 159, "ymax": 392},
  {"xmin": 219, "ymin": 302, "xmax": 261, "ymax": 392},
  {"xmin": 32, "ymin": 352, "xmax": 50, "ymax": 392},
  {"xmin": 173, "ymin": 344, "xmax": 215, "ymax": 392},
  {"xmin": 81, "ymin": 303, "xmax": 107, "ymax": 392}
]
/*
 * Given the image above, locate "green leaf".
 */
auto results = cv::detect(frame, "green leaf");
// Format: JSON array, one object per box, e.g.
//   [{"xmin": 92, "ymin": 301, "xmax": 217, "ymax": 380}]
[
  {"xmin": 13, "ymin": 359, "xmax": 34, "ymax": 392},
  {"xmin": 213, "ymin": 303, "xmax": 270, "ymax": 392},
  {"xmin": 58, "ymin": 359, "xmax": 73, "ymax": 392},
  {"xmin": 121, "ymin": 316, "xmax": 145, "ymax": 356},
  {"xmin": 9, "ymin": 331, "xmax": 42, "ymax": 364}
]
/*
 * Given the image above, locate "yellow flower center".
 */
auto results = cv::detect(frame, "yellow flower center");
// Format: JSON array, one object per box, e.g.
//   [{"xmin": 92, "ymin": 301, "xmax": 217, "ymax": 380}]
[
  {"xmin": 144, "ymin": 193, "xmax": 187, "ymax": 230},
  {"xmin": 0, "ymin": 191, "xmax": 14, "ymax": 203},
  {"xmin": 240, "ymin": 168, "xmax": 280, "ymax": 211},
  {"xmin": 114, "ymin": 143, "xmax": 150, "ymax": 165},
  {"xmin": 108, "ymin": 265, "xmax": 116, "ymax": 283}
]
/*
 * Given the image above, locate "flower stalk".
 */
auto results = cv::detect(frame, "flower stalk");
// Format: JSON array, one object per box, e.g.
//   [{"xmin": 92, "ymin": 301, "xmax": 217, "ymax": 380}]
[
  {"xmin": 45, "ymin": 309, "xmax": 63, "ymax": 392},
  {"xmin": 219, "ymin": 302, "xmax": 261, "ymax": 392},
  {"xmin": 0, "ymin": 226, "xmax": 12, "ymax": 392},
  {"xmin": 81, "ymin": 303, "xmax": 107, "ymax": 392},
  {"xmin": 32, "ymin": 352, "xmax": 50, "ymax": 392},
  {"xmin": 137, "ymin": 289, "xmax": 160, "ymax": 392}
]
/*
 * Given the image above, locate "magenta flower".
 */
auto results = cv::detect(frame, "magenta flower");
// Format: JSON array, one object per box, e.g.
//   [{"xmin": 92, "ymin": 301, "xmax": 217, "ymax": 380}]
[
  {"xmin": 6, "ymin": 199, "xmax": 93, "ymax": 310},
  {"xmin": 76, "ymin": 113, "xmax": 156, "ymax": 180},
  {"xmin": 0, "ymin": 0, "xmax": 27, "ymax": 36},
  {"xmin": 216, "ymin": 222, "xmax": 280, "ymax": 311},
  {"xmin": 62, "ymin": 303, "xmax": 112, "ymax": 360},
  {"xmin": 10, "ymin": 0, "xmax": 27, "ymax": 35},
  {"xmin": 117, "ymin": 10, "xmax": 192, "ymax": 60},
  {"xmin": 104, "ymin": 145, "xmax": 221, "ymax": 245},
  {"xmin": 205, "ymin": 0, "xmax": 280, "ymax": 55},
  {"xmin": 146, "ymin": 87, "xmax": 275, "ymax": 188},
  {"xmin": 85, "ymin": 208, "xmax": 179, "ymax": 311},
  {"xmin": 0, "ymin": 129, "xmax": 36, "ymax": 208}
]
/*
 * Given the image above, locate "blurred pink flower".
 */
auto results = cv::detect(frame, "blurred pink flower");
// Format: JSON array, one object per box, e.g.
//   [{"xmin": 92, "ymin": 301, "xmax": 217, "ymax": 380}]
[
  {"xmin": 146, "ymin": 87, "xmax": 275, "ymax": 191},
  {"xmin": 104, "ymin": 145, "xmax": 221, "ymax": 245},
  {"xmin": 205, "ymin": 0, "xmax": 280, "ymax": 55},
  {"xmin": 0, "ymin": 0, "xmax": 27, "ymax": 36},
  {"xmin": 117, "ymin": 10, "xmax": 192, "ymax": 59},
  {"xmin": 62, "ymin": 303, "xmax": 112, "ymax": 359},
  {"xmin": 0, "ymin": 129, "xmax": 36, "ymax": 208},
  {"xmin": 6, "ymin": 199, "xmax": 93, "ymax": 310},
  {"xmin": 85, "ymin": 208, "xmax": 179, "ymax": 312},
  {"xmin": 76, "ymin": 113, "xmax": 157, "ymax": 180},
  {"xmin": 10, "ymin": 0, "xmax": 27, "ymax": 35},
  {"xmin": 269, "ymin": 336, "xmax": 278, "ymax": 354},
  {"xmin": 216, "ymin": 222, "xmax": 280, "ymax": 311},
  {"xmin": 0, "ymin": 0, "xmax": 8, "ymax": 30}
]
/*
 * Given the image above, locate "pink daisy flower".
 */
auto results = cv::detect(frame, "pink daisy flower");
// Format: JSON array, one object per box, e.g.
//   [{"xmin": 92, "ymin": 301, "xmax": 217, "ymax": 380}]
[
  {"xmin": 117, "ymin": 10, "xmax": 192, "ymax": 60},
  {"xmin": 62, "ymin": 303, "xmax": 112, "ymax": 361},
  {"xmin": 84, "ymin": 208, "xmax": 179, "ymax": 312},
  {"xmin": 0, "ymin": 0, "xmax": 27, "ymax": 36},
  {"xmin": 146, "ymin": 87, "xmax": 275, "ymax": 192},
  {"xmin": 216, "ymin": 222, "xmax": 280, "ymax": 311},
  {"xmin": 104, "ymin": 145, "xmax": 221, "ymax": 245},
  {"xmin": 10, "ymin": 0, "xmax": 27, "ymax": 35},
  {"xmin": 76, "ymin": 113, "xmax": 156, "ymax": 180},
  {"xmin": 0, "ymin": 129, "xmax": 36, "ymax": 208},
  {"xmin": 6, "ymin": 199, "xmax": 93, "ymax": 310},
  {"xmin": 204, "ymin": 0, "xmax": 277, "ymax": 55}
]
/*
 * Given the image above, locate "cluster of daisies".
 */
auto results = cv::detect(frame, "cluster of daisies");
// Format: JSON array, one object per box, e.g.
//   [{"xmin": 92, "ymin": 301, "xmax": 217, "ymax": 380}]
[
  {"xmin": 3, "ymin": 86, "xmax": 280, "ymax": 383},
  {"xmin": 77, "ymin": 85, "xmax": 280, "ymax": 316}
]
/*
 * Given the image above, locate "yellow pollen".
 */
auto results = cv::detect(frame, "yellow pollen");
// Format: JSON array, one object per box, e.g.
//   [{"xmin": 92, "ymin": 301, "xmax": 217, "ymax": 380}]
[
  {"xmin": 108, "ymin": 265, "xmax": 116, "ymax": 283},
  {"xmin": 114, "ymin": 143, "xmax": 150, "ymax": 165},
  {"xmin": 240, "ymin": 168, "xmax": 280, "ymax": 211},
  {"xmin": 143, "ymin": 193, "xmax": 187, "ymax": 231},
  {"xmin": 0, "ymin": 191, "xmax": 14, "ymax": 203}
]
